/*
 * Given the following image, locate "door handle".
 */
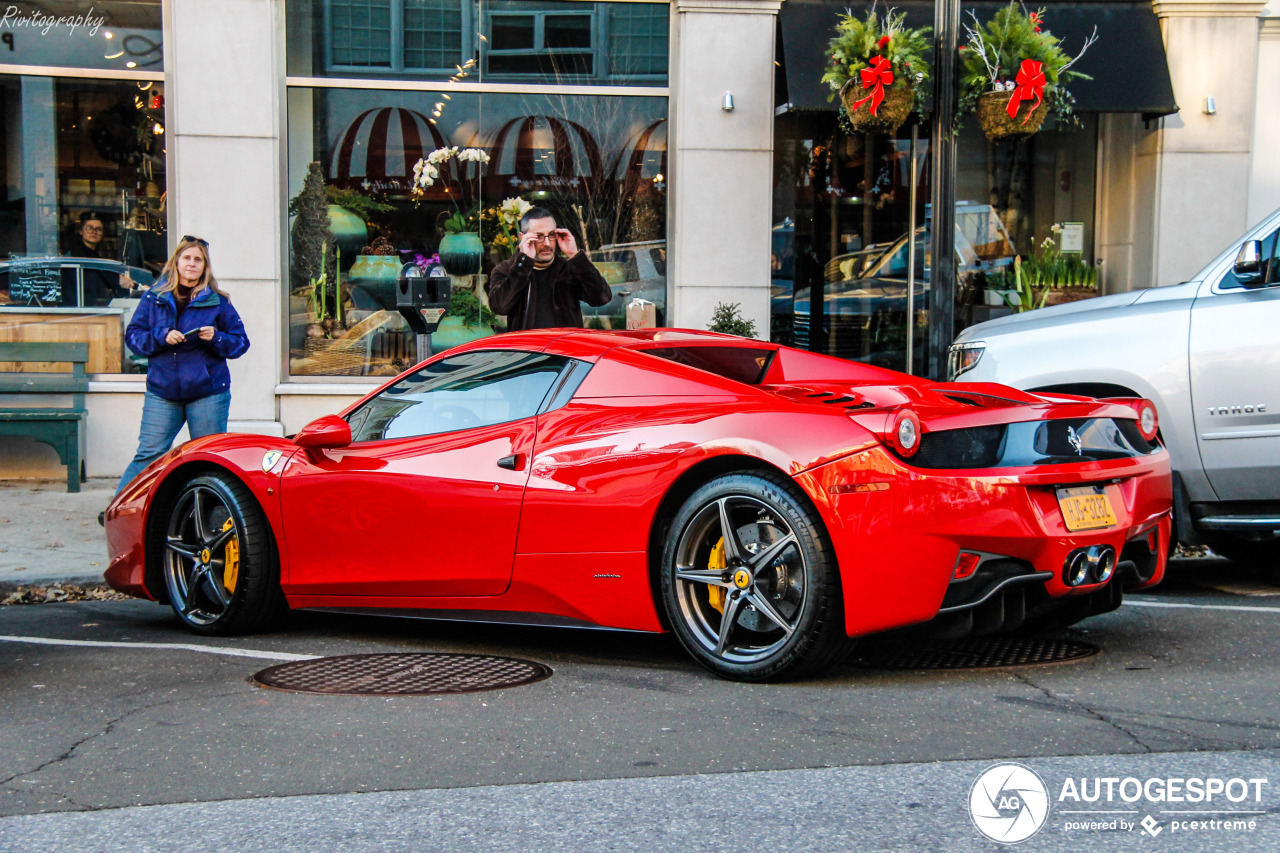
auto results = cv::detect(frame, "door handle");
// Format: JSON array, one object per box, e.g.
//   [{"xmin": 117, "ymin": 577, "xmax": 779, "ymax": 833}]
[{"xmin": 497, "ymin": 454, "xmax": 522, "ymax": 471}]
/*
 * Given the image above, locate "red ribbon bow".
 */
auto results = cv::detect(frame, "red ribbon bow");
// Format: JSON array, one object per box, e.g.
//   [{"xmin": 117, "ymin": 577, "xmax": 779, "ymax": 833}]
[
  {"xmin": 1006, "ymin": 59, "xmax": 1046, "ymax": 123},
  {"xmin": 853, "ymin": 56, "xmax": 894, "ymax": 117}
]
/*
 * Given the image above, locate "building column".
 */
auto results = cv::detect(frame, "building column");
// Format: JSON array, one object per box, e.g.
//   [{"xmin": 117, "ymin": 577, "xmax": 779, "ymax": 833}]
[
  {"xmin": 1149, "ymin": 0, "xmax": 1268, "ymax": 284},
  {"xmin": 1248, "ymin": 14, "xmax": 1280, "ymax": 228},
  {"xmin": 167, "ymin": 0, "xmax": 284, "ymax": 435},
  {"xmin": 669, "ymin": 0, "xmax": 782, "ymax": 336}
]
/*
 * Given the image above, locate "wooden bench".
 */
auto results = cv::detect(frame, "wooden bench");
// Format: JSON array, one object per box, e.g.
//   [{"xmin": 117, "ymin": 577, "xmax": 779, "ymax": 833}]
[{"xmin": 0, "ymin": 342, "xmax": 89, "ymax": 492}]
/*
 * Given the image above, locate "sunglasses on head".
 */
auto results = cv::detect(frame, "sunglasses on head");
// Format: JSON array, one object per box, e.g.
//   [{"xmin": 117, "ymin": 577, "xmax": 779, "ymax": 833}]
[{"xmin": 182, "ymin": 235, "xmax": 209, "ymax": 248}]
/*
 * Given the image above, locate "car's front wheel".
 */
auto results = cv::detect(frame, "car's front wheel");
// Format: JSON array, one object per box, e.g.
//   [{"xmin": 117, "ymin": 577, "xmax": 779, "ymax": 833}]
[
  {"xmin": 659, "ymin": 471, "xmax": 852, "ymax": 682},
  {"xmin": 161, "ymin": 472, "xmax": 284, "ymax": 635}
]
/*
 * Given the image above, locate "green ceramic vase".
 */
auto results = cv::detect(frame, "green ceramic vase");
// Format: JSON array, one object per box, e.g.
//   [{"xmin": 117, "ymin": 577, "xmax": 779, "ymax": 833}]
[{"xmin": 438, "ymin": 232, "xmax": 483, "ymax": 276}]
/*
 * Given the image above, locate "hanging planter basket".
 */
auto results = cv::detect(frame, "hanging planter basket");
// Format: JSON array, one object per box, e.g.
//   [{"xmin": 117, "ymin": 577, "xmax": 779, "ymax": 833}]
[
  {"xmin": 841, "ymin": 79, "xmax": 916, "ymax": 135},
  {"xmin": 977, "ymin": 91, "xmax": 1048, "ymax": 141}
]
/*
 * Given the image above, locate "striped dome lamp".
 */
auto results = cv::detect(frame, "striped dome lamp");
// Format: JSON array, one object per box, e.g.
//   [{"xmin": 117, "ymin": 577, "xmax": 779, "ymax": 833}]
[{"xmin": 329, "ymin": 107, "xmax": 450, "ymax": 193}]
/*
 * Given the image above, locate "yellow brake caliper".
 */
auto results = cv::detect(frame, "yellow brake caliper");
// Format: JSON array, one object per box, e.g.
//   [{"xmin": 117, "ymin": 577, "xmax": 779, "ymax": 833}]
[
  {"xmin": 221, "ymin": 518, "xmax": 240, "ymax": 594},
  {"xmin": 707, "ymin": 538, "xmax": 726, "ymax": 613}
]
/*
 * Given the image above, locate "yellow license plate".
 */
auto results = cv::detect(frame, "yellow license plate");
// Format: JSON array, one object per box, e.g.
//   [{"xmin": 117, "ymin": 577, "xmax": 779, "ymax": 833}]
[{"xmin": 1056, "ymin": 486, "xmax": 1118, "ymax": 531}]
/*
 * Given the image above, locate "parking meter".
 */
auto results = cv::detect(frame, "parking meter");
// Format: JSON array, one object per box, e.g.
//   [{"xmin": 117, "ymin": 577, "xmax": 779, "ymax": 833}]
[{"xmin": 396, "ymin": 262, "xmax": 451, "ymax": 361}]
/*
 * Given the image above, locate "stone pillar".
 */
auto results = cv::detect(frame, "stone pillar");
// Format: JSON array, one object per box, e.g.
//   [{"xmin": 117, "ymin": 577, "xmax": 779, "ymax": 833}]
[
  {"xmin": 669, "ymin": 0, "xmax": 781, "ymax": 336},
  {"xmin": 1248, "ymin": 14, "xmax": 1280, "ymax": 227},
  {"xmin": 167, "ymin": 0, "xmax": 284, "ymax": 435},
  {"xmin": 1150, "ymin": 0, "xmax": 1268, "ymax": 283}
]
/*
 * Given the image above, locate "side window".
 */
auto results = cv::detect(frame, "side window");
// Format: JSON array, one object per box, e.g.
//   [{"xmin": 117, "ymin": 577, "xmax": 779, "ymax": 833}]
[
  {"xmin": 1220, "ymin": 228, "xmax": 1280, "ymax": 289},
  {"xmin": 346, "ymin": 350, "xmax": 571, "ymax": 442}
]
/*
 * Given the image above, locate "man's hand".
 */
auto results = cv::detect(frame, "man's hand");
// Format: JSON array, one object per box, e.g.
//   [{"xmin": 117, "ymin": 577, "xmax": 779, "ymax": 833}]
[
  {"xmin": 555, "ymin": 228, "xmax": 579, "ymax": 258},
  {"xmin": 165, "ymin": 329, "xmax": 186, "ymax": 345},
  {"xmin": 519, "ymin": 229, "xmax": 540, "ymax": 259},
  {"xmin": 196, "ymin": 326, "xmax": 216, "ymax": 341}
]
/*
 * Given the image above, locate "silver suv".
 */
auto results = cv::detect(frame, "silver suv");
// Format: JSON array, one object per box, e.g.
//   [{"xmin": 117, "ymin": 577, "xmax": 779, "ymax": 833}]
[{"xmin": 950, "ymin": 207, "xmax": 1280, "ymax": 567}]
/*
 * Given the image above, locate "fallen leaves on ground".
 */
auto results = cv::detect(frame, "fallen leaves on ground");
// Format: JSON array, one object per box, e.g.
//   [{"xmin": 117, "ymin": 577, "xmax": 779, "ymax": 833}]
[{"xmin": 2, "ymin": 582, "xmax": 131, "ymax": 605}]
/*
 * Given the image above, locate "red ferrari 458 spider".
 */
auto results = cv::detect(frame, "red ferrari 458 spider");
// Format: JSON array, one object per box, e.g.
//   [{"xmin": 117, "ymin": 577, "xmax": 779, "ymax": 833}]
[{"xmin": 104, "ymin": 329, "xmax": 1172, "ymax": 681}]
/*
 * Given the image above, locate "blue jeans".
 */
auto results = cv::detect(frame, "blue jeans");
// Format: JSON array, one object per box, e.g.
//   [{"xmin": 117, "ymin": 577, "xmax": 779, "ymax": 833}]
[{"xmin": 116, "ymin": 390, "xmax": 231, "ymax": 492}]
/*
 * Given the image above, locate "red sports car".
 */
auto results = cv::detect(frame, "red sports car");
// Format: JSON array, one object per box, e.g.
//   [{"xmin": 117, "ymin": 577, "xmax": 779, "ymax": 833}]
[{"xmin": 104, "ymin": 329, "xmax": 1172, "ymax": 681}]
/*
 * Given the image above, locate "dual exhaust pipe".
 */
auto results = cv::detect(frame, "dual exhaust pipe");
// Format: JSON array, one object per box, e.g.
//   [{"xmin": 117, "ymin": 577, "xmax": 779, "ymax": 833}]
[{"xmin": 1063, "ymin": 545, "xmax": 1117, "ymax": 587}]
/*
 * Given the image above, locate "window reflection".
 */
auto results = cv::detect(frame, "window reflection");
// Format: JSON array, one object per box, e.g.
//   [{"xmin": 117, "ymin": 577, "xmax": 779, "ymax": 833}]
[
  {"xmin": 287, "ymin": 0, "xmax": 668, "ymax": 86},
  {"xmin": 286, "ymin": 87, "xmax": 668, "ymax": 376},
  {"xmin": 0, "ymin": 76, "xmax": 167, "ymax": 375}
]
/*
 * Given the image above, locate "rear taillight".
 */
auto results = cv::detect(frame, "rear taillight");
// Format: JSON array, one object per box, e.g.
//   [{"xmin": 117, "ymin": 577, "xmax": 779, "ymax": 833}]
[
  {"xmin": 1136, "ymin": 399, "xmax": 1159, "ymax": 441},
  {"xmin": 889, "ymin": 408, "xmax": 922, "ymax": 458},
  {"xmin": 1102, "ymin": 396, "xmax": 1160, "ymax": 443}
]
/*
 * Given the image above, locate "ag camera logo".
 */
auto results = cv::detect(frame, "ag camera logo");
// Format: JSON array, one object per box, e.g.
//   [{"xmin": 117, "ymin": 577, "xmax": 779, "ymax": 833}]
[{"xmin": 969, "ymin": 763, "xmax": 1051, "ymax": 843}]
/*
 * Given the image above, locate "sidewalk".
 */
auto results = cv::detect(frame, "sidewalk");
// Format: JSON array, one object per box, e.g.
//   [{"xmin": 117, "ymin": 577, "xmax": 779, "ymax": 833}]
[{"xmin": 0, "ymin": 478, "xmax": 114, "ymax": 586}]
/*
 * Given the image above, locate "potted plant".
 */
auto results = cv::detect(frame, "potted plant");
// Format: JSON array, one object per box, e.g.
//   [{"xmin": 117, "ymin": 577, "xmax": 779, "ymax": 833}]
[
  {"xmin": 432, "ymin": 287, "xmax": 501, "ymax": 350},
  {"xmin": 823, "ymin": 7, "xmax": 931, "ymax": 135},
  {"xmin": 480, "ymin": 196, "xmax": 533, "ymax": 262},
  {"xmin": 960, "ymin": 2, "xmax": 1097, "ymax": 141},
  {"xmin": 707, "ymin": 302, "xmax": 758, "ymax": 338},
  {"xmin": 986, "ymin": 225, "xmax": 1099, "ymax": 311},
  {"xmin": 413, "ymin": 146, "xmax": 490, "ymax": 275}
]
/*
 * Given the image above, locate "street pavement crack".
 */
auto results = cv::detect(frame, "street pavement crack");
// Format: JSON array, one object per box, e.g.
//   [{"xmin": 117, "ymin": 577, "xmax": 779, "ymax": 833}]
[
  {"xmin": 0, "ymin": 689, "xmax": 243, "ymax": 796},
  {"xmin": 1013, "ymin": 672, "xmax": 1154, "ymax": 752}
]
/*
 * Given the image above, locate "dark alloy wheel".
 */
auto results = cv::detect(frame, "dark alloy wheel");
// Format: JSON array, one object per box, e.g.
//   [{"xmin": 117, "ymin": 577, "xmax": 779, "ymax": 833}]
[
  {"xmin": 660, "ymin": 471, "xmax": 853, "ymax": 682},
  {"xmin": 161, "ymin": 472, "xmax": 284, "ymax": 635}
]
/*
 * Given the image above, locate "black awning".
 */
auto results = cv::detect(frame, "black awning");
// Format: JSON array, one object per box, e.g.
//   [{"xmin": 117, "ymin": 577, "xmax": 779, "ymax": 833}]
[{"xmin": 778, "ymin": 1, "xmax": 1178, "ymax": 117}]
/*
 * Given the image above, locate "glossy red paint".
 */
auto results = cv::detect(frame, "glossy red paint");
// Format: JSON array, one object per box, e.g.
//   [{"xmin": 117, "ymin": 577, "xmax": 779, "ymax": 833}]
[
  {"xmin": 103, "ymin": 329, "xmax": 1173, "ymax": 645},
  {"xmin": 293, "ymin": 414, "xmax": 352, "ymax": 449}
]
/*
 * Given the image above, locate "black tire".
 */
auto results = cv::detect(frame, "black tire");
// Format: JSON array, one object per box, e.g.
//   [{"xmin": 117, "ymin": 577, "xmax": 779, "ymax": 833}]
[
  {"xmin": 1204, "ymin": 535, "xmax": 1280, "ymax": 570},
  {"xmin": 659, "ymin": 471, "xmax": 854, "ymax": 682},
  {"xmin": 160, "ymin": 472, "xmax": 285, "ymax": 635}
]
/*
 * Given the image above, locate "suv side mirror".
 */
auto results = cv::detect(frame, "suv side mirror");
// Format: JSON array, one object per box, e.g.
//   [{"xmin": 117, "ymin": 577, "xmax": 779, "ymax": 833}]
[
  {"xmin": 294, "ymin": 414, "xmax": 352, "ymax": 449},
  {"xmin": 1233, "ymin": 240, "xmax": 1264, "ymax": 283}
]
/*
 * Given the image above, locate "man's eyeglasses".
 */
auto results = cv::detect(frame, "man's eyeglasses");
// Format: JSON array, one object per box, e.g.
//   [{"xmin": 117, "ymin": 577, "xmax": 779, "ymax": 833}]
[
  {"xmin": 81, "ymin": 225, "xmax": 104, "ymax": 234},
  {"xmin": 527, "ymin": 232, "xmax": 557, "ymax": 244},
  {"xmin": 182, "ymin": 235, "xmax": 209, "ymax": 247}
]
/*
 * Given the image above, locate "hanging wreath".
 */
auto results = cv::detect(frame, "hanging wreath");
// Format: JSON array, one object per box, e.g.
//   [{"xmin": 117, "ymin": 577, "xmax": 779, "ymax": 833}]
[
  {"xmin": 960, "ymin": 3, "xmax": 1097, "ymax": 141},
  {"xmin": 822, "ymin": 7, "xmax": 931, "ymax": 135}
]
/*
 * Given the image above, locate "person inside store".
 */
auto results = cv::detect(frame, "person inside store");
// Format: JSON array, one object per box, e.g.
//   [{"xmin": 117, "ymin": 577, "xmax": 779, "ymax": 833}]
[
  {"xmin": 65, "ymin": 210, "xmax": 131, "ymax": 306},
  {"xmin": 486, "ymin": 207, "xmax": 612, "ymax": 331},
  {"xmin": 109, "ymin": 236, "xmax": 249, "ymax": 510}
]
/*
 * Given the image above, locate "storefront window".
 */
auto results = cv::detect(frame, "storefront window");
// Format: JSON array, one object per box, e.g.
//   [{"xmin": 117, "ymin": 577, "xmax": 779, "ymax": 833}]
[
  {"xmin": 0, "ymin": 75, "xmax": 167, "ymax": 375},
  {"xmin": 287, "ymin": 86, "xmax": 666, "ymax": 376},
  {"xmin": 286, "ymin": 0, "xmax": 668, "ymax": 378},
  {"xmin": 772, "ymin": 111, "xmax": 1098, "ymax": 375}
]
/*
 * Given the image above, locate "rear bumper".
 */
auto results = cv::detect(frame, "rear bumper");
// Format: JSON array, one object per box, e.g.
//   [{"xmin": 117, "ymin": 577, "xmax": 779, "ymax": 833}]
[{"xmin": 796, "ymin": 445, "xmax": 1172, "ymax": 637}]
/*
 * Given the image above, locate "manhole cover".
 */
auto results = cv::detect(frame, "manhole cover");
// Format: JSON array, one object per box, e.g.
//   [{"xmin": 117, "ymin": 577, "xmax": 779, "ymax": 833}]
[
  {"xmin": 252, "ymin": 653, "xmax": 552, "ymax": 695},
  {"xmin": 850, "ymin": 637, "xmax": 1100, "ymax": 671}
]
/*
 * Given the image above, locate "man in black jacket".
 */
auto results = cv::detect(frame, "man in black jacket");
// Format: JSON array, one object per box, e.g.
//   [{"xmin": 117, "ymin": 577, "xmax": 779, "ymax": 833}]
[{"xmin": 486, "ymin": 207, "xmax": 612, "ymax": 331}]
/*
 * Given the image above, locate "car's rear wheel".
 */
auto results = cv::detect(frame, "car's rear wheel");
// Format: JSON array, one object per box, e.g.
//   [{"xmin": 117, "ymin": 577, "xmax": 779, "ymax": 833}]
[
  {"xmin": 162, "ymin": 472, "xmax": 284, "ymax": 635},
  {"xmin": 660, "ymin": 471, "xmax": 852, "ymax": 682},
  {"xmin": 1204, "ymin": 535, "xmax": 1280, "ymax": 570}
]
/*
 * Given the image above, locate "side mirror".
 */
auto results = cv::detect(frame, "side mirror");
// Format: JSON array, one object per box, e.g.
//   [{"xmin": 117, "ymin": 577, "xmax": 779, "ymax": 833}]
[
  {"xmin": 293, "ymin": 414, "xmax": 352, "ymax": 449},
  {"xmin": 1234, "ymin": 240, "xmax": 1264, "ymax": 283}
]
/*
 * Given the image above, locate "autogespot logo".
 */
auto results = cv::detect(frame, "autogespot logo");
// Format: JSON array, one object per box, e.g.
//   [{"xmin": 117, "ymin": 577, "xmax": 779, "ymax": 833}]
[{"xmin": 969, "ymin": 763, "xmax": 1051, "ymax": 844}]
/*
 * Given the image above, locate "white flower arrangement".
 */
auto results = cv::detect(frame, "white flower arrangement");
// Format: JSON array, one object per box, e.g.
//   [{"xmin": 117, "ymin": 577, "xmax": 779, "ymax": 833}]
[{"xmin": 412, "ymin": 146, "xmax": 491, "ymax": 189}]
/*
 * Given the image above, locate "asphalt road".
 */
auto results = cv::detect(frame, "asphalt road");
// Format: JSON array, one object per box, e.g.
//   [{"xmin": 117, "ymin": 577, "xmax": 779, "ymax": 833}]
[{"xmin": 2, "ymin": 557, "xmax": 1279, "ymax": 851}]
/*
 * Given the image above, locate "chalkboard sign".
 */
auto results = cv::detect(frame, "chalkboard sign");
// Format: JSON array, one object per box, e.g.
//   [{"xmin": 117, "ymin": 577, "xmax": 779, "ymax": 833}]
[{"xmin": 9, "ymin": 258, "xmax": 64, "ymax": 305}]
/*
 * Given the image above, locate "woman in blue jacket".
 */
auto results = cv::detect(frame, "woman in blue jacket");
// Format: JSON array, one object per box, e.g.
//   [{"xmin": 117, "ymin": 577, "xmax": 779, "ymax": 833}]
[{"xmin": 116, "ymin": 236, "xmax": 250, "ymax": 491}]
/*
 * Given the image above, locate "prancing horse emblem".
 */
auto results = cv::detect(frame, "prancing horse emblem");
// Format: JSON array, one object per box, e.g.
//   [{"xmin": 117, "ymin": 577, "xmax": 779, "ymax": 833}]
[
  {"xmin": 1066, "ymin": 426, "xmax": 1083, "ymax": 455},
  {"xmin": 261, "ymin": 450, "xmax": 283, "ymax": 472}
]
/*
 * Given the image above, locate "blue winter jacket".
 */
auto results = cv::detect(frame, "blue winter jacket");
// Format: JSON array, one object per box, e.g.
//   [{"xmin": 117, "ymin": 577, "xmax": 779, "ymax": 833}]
[{"xmin": 125, "ymin": 283, "xmax": 251, "ymax": 403}]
